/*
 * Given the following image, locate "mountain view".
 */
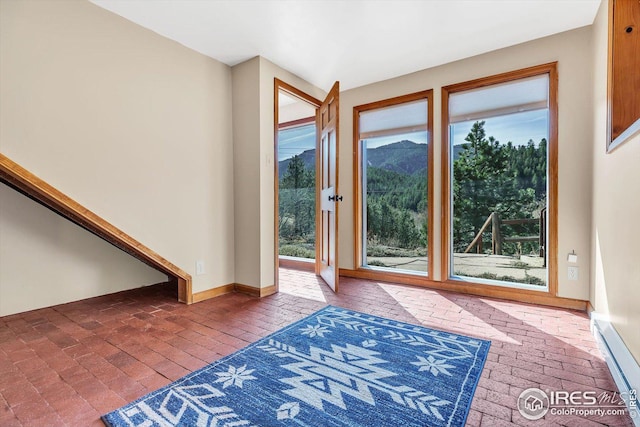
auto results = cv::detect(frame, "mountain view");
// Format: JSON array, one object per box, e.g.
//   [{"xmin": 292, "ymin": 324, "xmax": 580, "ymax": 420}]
[
  {"xmin": 278, "ymin": 140, "xmax": 473, "ymax": 179},
  {"xmin": 279, "ymin": 140, "xmax": 427, "ymax": 178},
  {"xmin": 278, "ymin": 140, "xmax": 429, "ymax": 262},
  {"xmin": 278, "ymin": 121, "xmax": 548, "ymax": 285}
]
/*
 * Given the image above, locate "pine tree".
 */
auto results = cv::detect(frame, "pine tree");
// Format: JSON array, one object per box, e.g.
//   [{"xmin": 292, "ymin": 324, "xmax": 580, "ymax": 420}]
[
  {"xmin": 452, "ymin": 121, "xmax": 542, "ymax": 253},
  {"xmin": 279, "ymin": 155, "xmax": 315, "ymax": 238}
]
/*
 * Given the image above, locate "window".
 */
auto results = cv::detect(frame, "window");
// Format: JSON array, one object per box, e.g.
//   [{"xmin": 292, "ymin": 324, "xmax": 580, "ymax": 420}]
[
  {"xmin": 442, "ymin": 64, "xmax": 558, "ymax": 292},
  {"xmin": 354, "ymin": 91, "xmax": 433, "ymax": 277}
]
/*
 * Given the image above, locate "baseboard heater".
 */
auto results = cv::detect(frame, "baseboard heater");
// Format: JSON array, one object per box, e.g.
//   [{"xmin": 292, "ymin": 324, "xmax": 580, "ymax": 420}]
[{"xmin": 591, "ymin": 314, "xmax": 640, "ymax": 426}]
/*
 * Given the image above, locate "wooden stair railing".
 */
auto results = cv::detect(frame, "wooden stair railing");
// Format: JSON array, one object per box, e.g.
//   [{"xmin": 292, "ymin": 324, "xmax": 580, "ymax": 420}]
[
  {"xmin": 464, "ymin": 210, "xmax": 545, "ymax": 266},
  {"xmin": 0, "ymin": 153, "xmax": 192, "ymax": 304}
]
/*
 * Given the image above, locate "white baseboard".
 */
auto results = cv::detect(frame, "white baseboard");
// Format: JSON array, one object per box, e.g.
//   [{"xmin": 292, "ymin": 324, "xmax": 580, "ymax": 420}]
[{"xmin": 590, "ymin": 312, "xmax": 640, "ymax": 426}]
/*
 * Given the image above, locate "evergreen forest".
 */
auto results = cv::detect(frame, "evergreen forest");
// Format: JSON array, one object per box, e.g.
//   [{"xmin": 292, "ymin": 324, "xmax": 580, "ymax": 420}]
[{"xmin": 278, "ymin": 120, "xmax": 548, "ymax": 273}]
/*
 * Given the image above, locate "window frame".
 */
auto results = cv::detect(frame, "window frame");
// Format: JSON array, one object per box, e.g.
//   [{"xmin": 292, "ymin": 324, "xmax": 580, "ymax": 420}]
[
  {"xmin": 441, "ymin": 63, "xmax": 559, "ymax": 297},
  {"xmin": 353, "ymin": 90, "xmax": 434, "ymax": 280},
  {"xmin": 279, "ymin": 116, "xmax": 316, "ymax": 131}
]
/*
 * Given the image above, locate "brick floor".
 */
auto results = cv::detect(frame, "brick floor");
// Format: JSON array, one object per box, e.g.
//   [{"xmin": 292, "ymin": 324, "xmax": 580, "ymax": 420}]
[{"xmin": 0, "ymin": 268, "xmax": 633, "ymax": 426}]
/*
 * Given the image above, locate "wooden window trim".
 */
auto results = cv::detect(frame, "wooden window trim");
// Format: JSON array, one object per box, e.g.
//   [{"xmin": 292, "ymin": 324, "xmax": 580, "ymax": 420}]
[
  {"xmin": 441, "ymin": 63, "xmax": 559, "ymax": 297},
  {"xmin": 279, "ymin": 116, "xmax": 315, "ymax": 130},
  {"xmin": 353, "ymin": 90, "xmax": 434, "ymax": 281}
]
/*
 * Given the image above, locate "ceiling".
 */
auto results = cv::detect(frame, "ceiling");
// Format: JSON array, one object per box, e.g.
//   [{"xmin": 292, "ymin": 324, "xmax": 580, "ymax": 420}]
[{"xmin": 90, "ymin": 0, "xmax": 600, "ymax": 92}]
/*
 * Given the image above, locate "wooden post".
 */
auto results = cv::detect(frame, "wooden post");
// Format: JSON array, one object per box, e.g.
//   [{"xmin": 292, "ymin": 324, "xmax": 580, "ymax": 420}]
[
  {"xmin": 491, "ymin": 212, "xmax": 495, "ymax": 254},
  {"xmin": 177, "ymin": 277, "xmax": 189, "ymax": 304},
  {"xmin": 492, "ymin": 212, "xmax": 503, "ymax": 255}
]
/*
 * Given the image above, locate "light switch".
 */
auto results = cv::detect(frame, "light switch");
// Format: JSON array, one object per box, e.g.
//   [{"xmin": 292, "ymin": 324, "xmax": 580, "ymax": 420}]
[{"xmin": 196, "ymin": 260, "xmax": 205, "ymax": 276}]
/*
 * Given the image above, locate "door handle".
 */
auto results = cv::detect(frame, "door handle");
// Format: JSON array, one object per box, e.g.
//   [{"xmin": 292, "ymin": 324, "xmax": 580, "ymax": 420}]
[{"xmin": 328, "ymin": 195, "xmax": 343, "ymax": 202}]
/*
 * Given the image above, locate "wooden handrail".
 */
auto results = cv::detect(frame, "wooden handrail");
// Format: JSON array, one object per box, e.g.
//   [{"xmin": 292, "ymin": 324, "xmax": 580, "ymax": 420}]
[
  {"xmin": 504, "ymin": 236, "xmax": 540, "ymax": 243},
  {"xmin": 464, "ymin": 213, "xmax": 494, "ymax": 253},
  {"xmin": 0, "ymin": 153, "xmax": 192, "ymax": 304},
  {"xmin": 464, "ymin": 210, "xmax": 544, "ymax": 260},
  {"xmin": 502, "ymin": 218, "xmax": 538, "ymax": 225}
]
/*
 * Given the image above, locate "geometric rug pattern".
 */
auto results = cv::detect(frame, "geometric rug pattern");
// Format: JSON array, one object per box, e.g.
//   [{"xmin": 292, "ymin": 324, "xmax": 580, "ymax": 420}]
[{"xmin": 103, "ymin": 305, "xmax": 490, "ymax": 427}]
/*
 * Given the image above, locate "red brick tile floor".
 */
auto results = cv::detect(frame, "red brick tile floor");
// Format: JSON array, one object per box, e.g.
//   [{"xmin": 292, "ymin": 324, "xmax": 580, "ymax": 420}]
[{"xmin": 0, "ymin": 268, "xmax": 633, "ymax": 426}]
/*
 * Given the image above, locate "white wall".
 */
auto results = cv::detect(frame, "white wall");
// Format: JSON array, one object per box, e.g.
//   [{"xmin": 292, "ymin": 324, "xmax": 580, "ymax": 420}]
[
  {"xmin": 0, "ymin": 185, "xmax": 167, "ymax": 316},
  {"xmin": 338, "ymin": 27, "xmax": 594, "ymax": 300},
  {"xmin": 0, "ymin": 0, "xmax": 235, "ymax": 312},
  {"xmin": 231, "ymin": 57, "xmax": 325, "ymax": 289},
  {"xmin": 590, "ymin": 0, "xmax": 640, "ymax": 363},
  {"xmin": 279, "ymin": 100, "xmax": 316, "ymax": 124}
]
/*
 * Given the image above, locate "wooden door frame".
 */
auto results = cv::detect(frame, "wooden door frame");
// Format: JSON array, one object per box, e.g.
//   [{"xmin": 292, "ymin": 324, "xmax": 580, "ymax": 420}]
[
  {"xmin": 440, "ymin": 62, "xmax": 559, "ymax": 300},
  {"xmin": 273, "ymin": 79, "xmax": 321, "ymax": 292},
  {"xmin": 352, "ymin": 90, "xmax": 434, "ymax": 283}
]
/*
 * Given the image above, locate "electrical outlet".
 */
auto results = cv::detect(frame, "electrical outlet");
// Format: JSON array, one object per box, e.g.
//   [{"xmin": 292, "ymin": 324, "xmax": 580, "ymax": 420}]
[
  {"xmin": 568, "ymin": 266, "xmax": 578, "ymax": 281},
  {"xmin": 196, "ymin": 260, "xmax": 205, "ymax": 276}
]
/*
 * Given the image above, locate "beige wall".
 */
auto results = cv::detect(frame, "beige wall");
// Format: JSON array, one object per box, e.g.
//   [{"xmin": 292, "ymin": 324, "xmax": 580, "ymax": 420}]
[
  {"xmin": 231, "ymin": 57, "xmax": 262, "ymax": 288},
  {"xmin": 0, "ymin": 0, "xmax": 235, "ymax": 311},
  {"xmin": 0, "ymin": 185, "xmax": 167, "ymax": 316},
  {"xmin": 231, "ymin": 56, "xmax": 324, "ymax": 289},
  {"xmin": 338, "ymin": 27, "xmax": 594, "ymax": 300},
  {"xmin": 590, "ymin": 0, "xmax": 640, "ymax": 363}
]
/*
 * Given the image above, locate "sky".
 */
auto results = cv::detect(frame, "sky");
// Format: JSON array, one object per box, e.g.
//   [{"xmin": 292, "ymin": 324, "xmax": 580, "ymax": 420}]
[
  {"xmin": 278, "ymin": 109, "xmax": 549, "ymax": 161},
  {"xmin": 278, "ymin": 124, "xmax": 316, "ymax": 161},
  {"xmin": 452, "ymin": 109, "xmax": 548, "ymax": 146},
  {"xmin": 364, "ymin": 131, "xmax": 428, "ymax": 149}
]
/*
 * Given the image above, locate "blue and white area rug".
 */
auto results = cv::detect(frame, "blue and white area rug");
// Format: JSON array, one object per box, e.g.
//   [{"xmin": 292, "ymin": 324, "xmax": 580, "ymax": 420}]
[{"xmin": 103, "ymin": 306, "xmax": 490, "ymax": 427}]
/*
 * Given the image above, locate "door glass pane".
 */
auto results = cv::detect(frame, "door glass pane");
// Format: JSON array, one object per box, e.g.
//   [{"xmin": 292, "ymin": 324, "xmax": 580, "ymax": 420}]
[
  {"xmin": 450, "ymin": 75, "xmax": 549, "ymax": 289},
  {"xmin": 360, "ymin": 99, "xmax": 429, "ymax": 274}
]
